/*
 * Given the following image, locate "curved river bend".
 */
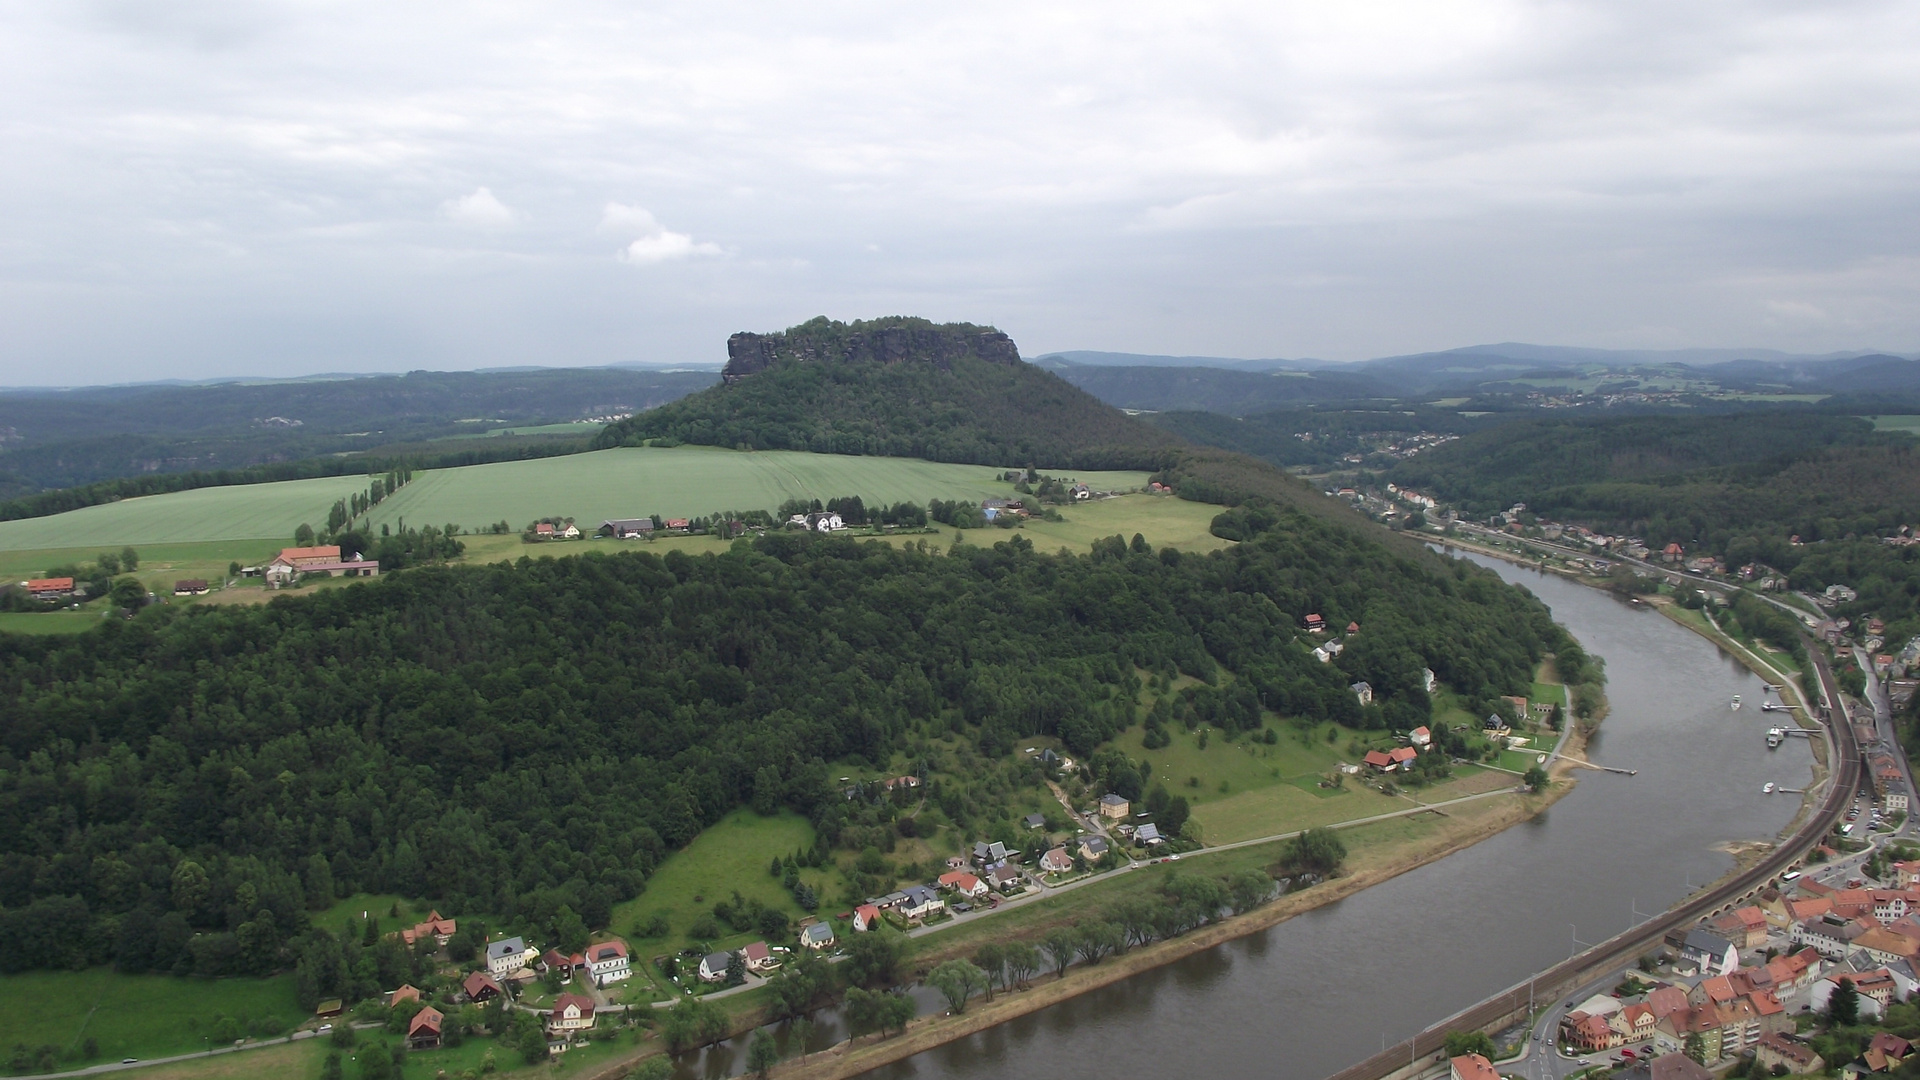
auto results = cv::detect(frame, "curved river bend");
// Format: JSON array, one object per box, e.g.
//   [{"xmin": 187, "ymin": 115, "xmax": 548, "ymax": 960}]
[{"xmin": 679, "ymin": 554, "xmax": 1811, "ymax": 1079}]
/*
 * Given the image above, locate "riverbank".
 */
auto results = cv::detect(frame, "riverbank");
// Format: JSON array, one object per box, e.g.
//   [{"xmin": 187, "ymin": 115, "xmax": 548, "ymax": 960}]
[
  {"xmin": 1438, "ymin": 535, "xmax": 1832, "ymax": 835},
  {"xmin": 758, "ymin": 773, "xmax": 1578, "ymax": 1080}
]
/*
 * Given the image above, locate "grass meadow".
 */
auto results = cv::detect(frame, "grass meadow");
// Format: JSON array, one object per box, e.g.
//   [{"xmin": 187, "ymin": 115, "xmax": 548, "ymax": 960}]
[
  {"xmin": 0, "ymin": 476, "xmax": 372, "ymax": 551},
  {"xmin": 0, "ymin": 969, "xmax": 303, "ymax": 1065},
  {"xmin": 609, "ymin": 809, "xmax": 843, "ymax": 976},
  {"xmin": 359, "ymin": 446, "xmax": 1150, "ymax": 535}
]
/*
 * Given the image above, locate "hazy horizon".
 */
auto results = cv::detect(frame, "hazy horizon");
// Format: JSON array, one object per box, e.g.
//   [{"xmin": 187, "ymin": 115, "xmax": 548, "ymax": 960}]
[{"xmin": 3, "ymin": 1, "xmax": 1916, "ymax": 384}]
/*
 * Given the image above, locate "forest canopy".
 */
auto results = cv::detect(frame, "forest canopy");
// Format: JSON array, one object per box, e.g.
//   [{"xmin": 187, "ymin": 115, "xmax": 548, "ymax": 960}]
[{"xmin": 0, "ymin": 501, "xmax": 1570, "ymax": 976}]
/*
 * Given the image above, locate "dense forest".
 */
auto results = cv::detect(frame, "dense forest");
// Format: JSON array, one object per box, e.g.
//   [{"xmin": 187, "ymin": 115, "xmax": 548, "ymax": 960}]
[
  {"xmin": 594, "ymin": 317, "xmax": 1180, "ymax": 470},
  {"xmin": 1391, "ymin": 412, "xmax": 1920, "ymax": 645},
  {"xmin": 0, "ymin": 501, "xmax": 1576, "ymax": 976}
]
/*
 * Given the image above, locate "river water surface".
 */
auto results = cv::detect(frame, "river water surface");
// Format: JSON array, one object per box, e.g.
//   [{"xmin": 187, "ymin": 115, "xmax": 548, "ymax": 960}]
[{"xmin": 680, "ymin": 553, "xmax": 1811, "ymax": 1079}]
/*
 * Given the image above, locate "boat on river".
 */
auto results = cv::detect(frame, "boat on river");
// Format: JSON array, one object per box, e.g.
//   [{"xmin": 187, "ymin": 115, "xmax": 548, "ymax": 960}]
[
  {"xmin": 1761, "ymin": 701, "xmax": 1796, "ymax": 712},
  {"xmin": 1732, "ymin": 695, "xmax": 1742, "ymax": 710},
  {"xmin": 1766, "ymin": 728, "xmax": 1783, "ymax": 749},
  {"xmin": 1763, "ymin": 782, "xmax": 1776, "ymax": 794}
]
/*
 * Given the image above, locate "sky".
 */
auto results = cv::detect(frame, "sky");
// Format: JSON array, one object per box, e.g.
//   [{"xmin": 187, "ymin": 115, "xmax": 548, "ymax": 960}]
[{"xmin": 2, "ymin": 0, "xmax": 1917, "ymax": 384}]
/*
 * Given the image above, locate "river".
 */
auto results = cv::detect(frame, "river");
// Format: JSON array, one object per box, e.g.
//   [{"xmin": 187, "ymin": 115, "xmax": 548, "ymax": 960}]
[{"xmin": 676, "ymin": 553, "xmax": 1811, "ymax": 1079}]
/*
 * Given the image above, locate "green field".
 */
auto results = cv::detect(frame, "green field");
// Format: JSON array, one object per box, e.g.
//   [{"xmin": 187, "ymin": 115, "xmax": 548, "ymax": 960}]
[
  {"xmin": 0, "ymin": 448, "xmax": 1150, "ymax": 555},
  {"xmin": 360, "ymin": 447, "xmax": 1149, "ymax": 534},
  {"xmin": 1867, "ymin": 415, "xmax": 1920, "ymax": 434},
  {"xmin": 609, "ymin": 809, "xmax": 843, "ymax": 979},
  {"xmin": 0, "ymin": 610, "xmax": 105, "ymax": 634},
  {"xmin": 0, "ymin": 969, "xmax": 303, "ymax": 1065},
  {"xmin": 0, "ymin": 476, "xmax": 372, "ymax": 551}
]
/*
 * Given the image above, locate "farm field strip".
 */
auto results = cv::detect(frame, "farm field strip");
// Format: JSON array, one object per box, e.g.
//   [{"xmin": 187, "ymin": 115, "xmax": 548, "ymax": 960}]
[
  {"xmin": 0, "ymin": 476, "xmax": 371, "ymax": 552},
  {"xmin": 360, "ymin": 447, "xmax": 1151, "ymax": 534}
]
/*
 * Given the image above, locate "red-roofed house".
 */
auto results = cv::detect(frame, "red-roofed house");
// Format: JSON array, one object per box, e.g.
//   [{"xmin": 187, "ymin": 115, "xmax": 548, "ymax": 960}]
[
  {"xmin": 462, "ymin": 970, "xmax": 503, "ymax": 1003},
  {"xmin": 584, "ymin": 938, "xmax": 631, "ymax": 986},
  {"xmin": 1611, "ymin": 1002, "xmax": 1658, "ymax": 1044},
  {"xmin": 1389, "ymin": 746, "xmax": 1418, "ymax": 769},
  {"xmin": 1646, "ymin": 985, "xmax": 1690, "ymax": 1021},
  {"xmin": 1754, "ymin": 1032, "xmax": 1822, "ymax": 1074},
  {"xmin": 1714, "ymin": 906, "xmax": 1768, "ymax": 949},
  {"xmin": 387, "ymin": 984, "xmax": 421, "ymax": 1007},
  {"xmin": 1363, "ymin": 750, "xmax": 1394, "ymax": 771},
  {"xmin": 853, "ymin": 904, "xmax": 884, "ymax": 933},
  {"xmin": 1450, "ymin": 1054, "xmax": 1499, "ymax": 1080},
  {"xmin": 1562, "ymin": 1012, "xmax": 1620, "ymax": 1052},
  {"xmin": 1784, "ymin": 897, "xmax": 1832, "ymax": 923},
  {"xmin": 408, "ymin": 1006, "xmax": 444, "ymax": 1049},
  {"xmin": 938, "ymin": 871, "xmax": 988, "ymax": 899},
  {"xmin": 1304, "ymin": 613, "xmax": 1325, "ymax": 632},
  {"xmin": 266, "ymin": 545, "xmax": 379, "ymax": 586},
  {"xmin": 547, "ymin": 993, "xmax": 595, "ymax": 1036},
  {"xmin": 398, "ymin": 910, "xmax": 457, "ymax": 947},
  {"xmin": 24, "ymin": 577, "xmax": 74, "ymax": 599},
  {"xmin": 742, "ymin": 941, "xmax": 776, "ymax": 974}
]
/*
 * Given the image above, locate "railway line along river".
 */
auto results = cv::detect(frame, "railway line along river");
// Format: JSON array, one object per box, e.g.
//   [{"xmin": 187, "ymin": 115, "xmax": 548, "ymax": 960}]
[{"xmin": 675, "ymin": 552, "xmax": 1815, "ymax": 1080}]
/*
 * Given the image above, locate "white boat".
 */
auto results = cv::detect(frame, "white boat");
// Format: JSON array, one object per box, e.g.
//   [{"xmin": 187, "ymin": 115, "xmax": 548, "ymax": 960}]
[
  {"xmin": 1763, "ymin": 782, "xmax": 1776, "ymax": 794},
  {"xmin": 1732, "ymin": 695, "xmax": 1742, "ymax": 710},
  {"xmin": 1766, "ymin": 728, "xmax": 1783, "ymax": 749}
]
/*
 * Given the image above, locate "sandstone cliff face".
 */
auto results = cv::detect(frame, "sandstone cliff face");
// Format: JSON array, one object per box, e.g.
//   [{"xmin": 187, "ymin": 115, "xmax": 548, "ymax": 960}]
[{"xmin": 723, "ymin": 319, "xmax": 1021, "ymax": 384}]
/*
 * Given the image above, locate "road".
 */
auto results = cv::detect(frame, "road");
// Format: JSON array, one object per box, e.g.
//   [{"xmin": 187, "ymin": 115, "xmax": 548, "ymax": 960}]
[{"xmin": 1853, "ymin": 646, "xmax": 1914, "ymax": 839}]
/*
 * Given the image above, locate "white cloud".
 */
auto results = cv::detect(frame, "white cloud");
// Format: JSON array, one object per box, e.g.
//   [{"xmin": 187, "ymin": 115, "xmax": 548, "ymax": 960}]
[
  {"xmin": 443, "ymin": 187, "xmax": 515, "ymax": 227},
  {"xmin": 603, "ymin": 202, "xmax": 721, "ymax": 264},
  {"xmin": 1, "ymin": 1, "xmax": 1917, "ymax": 380}
]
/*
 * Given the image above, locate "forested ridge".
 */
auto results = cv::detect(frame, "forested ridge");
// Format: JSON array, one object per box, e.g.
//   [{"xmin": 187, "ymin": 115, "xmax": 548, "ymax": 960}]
[
  {"xmin": 1391, "ymin": 411, "xmax": 1920, "ymax": 647},
  {"xmin": 0, "ymin": 505, "xmax": 1576, "ymax": 977},
  {"xmin": 594, "ymin": 317, "xmax": 1181, "ymax": 470}
]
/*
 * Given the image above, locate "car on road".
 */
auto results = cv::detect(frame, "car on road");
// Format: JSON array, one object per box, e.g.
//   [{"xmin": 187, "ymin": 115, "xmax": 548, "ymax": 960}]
[{"xmin": 122, "ymin": 1060, "xmax": 138, "ymax": 1065}]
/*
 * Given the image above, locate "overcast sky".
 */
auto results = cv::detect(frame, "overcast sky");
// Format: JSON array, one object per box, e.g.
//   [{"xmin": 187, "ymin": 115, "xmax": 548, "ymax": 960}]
[{"xmin": 2, "ymin": 0, "xmax": 1916, "ymax": 383}]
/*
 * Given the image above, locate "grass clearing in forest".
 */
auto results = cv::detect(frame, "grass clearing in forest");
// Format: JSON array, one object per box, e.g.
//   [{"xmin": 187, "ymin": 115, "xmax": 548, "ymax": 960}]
[
  {"xmin": 610, "ymin": 809, "xmax": 843, "ymax": 965},
  {"xmin": 0, "ymin": 969, "xmax": 304, "ymax": 1065}
]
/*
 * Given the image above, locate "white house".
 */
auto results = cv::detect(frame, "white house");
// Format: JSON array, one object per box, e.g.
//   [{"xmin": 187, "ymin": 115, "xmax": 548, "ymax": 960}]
[
  {"xmin": 1675, "ymin": 929, "xmax": 1739, "ymax": 975},
  {"xmin": 583, "ymin": 939, "xmax": 631, "ymax": 986},
  {"xmin": 801, "ymin": 922, "xmax": 836, "ymax": 950},
  {"xmin": 487, "ymin": 937, "xmax": 535, "ymax": 978},
  {"xmin": 853, "ymin": 904, "xmax": 883, "ymax": 932},
  {"xmin": 1423, "ymin": 668, "xmax": 1438, "ymax": 693},
  {"xmin": 1351, "ymin": 681, "xmax": 1373, "ymax": 706},
  {"xmin": 697, "ymin": 951, "xmax": 734, "ymax": 983},
  {"xmin": 547, "ymin": 994, "xmax": 595, "ymax": 1035},
  {"xmin": 898, "ymin": 885, "xmax": 945, "ymax": 921},
  {"xmin": 1410, "ymin": 726, "xmax": 1432, "ymax": 749}
]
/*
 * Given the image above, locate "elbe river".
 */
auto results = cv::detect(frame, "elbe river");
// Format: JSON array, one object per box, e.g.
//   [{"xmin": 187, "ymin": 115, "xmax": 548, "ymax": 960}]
[{"xmin": 677, "ymin": 552, "xmax": 1810, "ymax": 1079}]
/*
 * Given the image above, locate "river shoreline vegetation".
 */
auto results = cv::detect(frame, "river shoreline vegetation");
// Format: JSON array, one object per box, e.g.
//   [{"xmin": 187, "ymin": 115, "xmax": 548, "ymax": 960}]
[{"xmin": 0, "ymin": 320, "xmax": 1609, "ymax": 1077}]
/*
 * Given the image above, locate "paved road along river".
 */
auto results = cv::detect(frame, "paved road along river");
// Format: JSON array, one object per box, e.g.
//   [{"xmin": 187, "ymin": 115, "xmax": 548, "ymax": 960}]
[{"xmin": 677, "ymin": 553, "xmax": 1816, "ymax": 1079}]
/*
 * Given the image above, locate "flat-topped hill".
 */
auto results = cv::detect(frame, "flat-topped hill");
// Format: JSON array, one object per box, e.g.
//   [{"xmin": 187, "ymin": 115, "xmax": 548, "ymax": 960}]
[{"xmin": 594, "ymin": 316, "xmax": 1181, "ymax": 470}]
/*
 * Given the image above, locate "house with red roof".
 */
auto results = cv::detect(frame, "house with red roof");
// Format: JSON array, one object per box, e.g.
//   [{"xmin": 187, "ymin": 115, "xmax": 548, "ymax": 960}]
[
  {"xmin": 1449, "ymin": 1054, "xmax": 1499, "ymax": 1080},
  {"xmin": 462, "ymin": 970, "xmax": 503, "ymax": 1003},
  {"xmin": 408, "ymin": 1006, "xmax": 444, "ymax": 1049},
  {"xmin": 853, "ymin": 904, "xmax": 884, "ymax": 933},
  {"xmin": 387, "ymin": 984, "xmax": 421, "ymax": 1007},
  {"xmin": 1363, "ymin": 750, "xmax": 1394, "ymax": 772},
  {"xmin": 1409, "ymin": 726, "xmax": 1432, "ymax": 749},
  {"xmin": 938, "ymin": 871, "xmax": 988, "ymax": 898},
  {"xmin": 1303, "ymin": 613, "xmax": 1325, "ymax": 632},
  {"xmin": 24, "ymin": 577, "xmax": 74, "ymax": 599},
  {"xmin": 742, "ymin": 941, "xmax": 777, "ymax": 974},
  {"xmin": 547, "ymin": 993, "xmax": 596, "ymax": 1036},
  {"xmin": 398, "ymin": 910, "xmax": 457, "ymax": 947},
  {"xmin": 1561, "ymin": 1011, "xmax": 1620, "ymax": 1052},
  {"xmin": 1388, "ymin": 746, "xmax": 1417, "ymax": 769}
]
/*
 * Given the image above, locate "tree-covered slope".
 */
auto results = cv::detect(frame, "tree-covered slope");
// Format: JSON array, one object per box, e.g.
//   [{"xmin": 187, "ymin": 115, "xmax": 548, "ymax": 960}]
[
  {"xmin": 0, "ymin": 511, "xmax": 1575, "ymax": 978},
  {"xmin": 593, "ymin": 317, "xmax": 1181, "ymax": 470}
]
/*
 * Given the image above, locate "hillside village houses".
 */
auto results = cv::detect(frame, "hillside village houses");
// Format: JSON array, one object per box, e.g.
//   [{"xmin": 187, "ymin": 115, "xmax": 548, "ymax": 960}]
[{"xmin": 486, "ymin": 936, "xmax": 538, "ymax": 978}]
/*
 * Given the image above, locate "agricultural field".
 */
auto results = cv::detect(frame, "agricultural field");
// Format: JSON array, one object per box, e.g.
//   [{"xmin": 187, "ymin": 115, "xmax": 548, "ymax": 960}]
[
  {"xmin": 0, "ymin": 475, "xmax": 371, "ymax": 551},
  {"xmin": 0, "ymin": 969, "xmax": 303, "ymax": 1067},
  {"xmin": 359, "ymin": 446, "xmax": 1149, "ymax": 535},
  {"xmin": 1867, "ymin": 415, "xmax": 1920, "ymax": 434}
]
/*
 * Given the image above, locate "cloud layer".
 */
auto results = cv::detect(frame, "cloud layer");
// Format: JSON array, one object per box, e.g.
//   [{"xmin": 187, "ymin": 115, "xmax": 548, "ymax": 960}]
[{"xmin": 0, "ymin": 0, "xmax": 1915, "ymax": 381}]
